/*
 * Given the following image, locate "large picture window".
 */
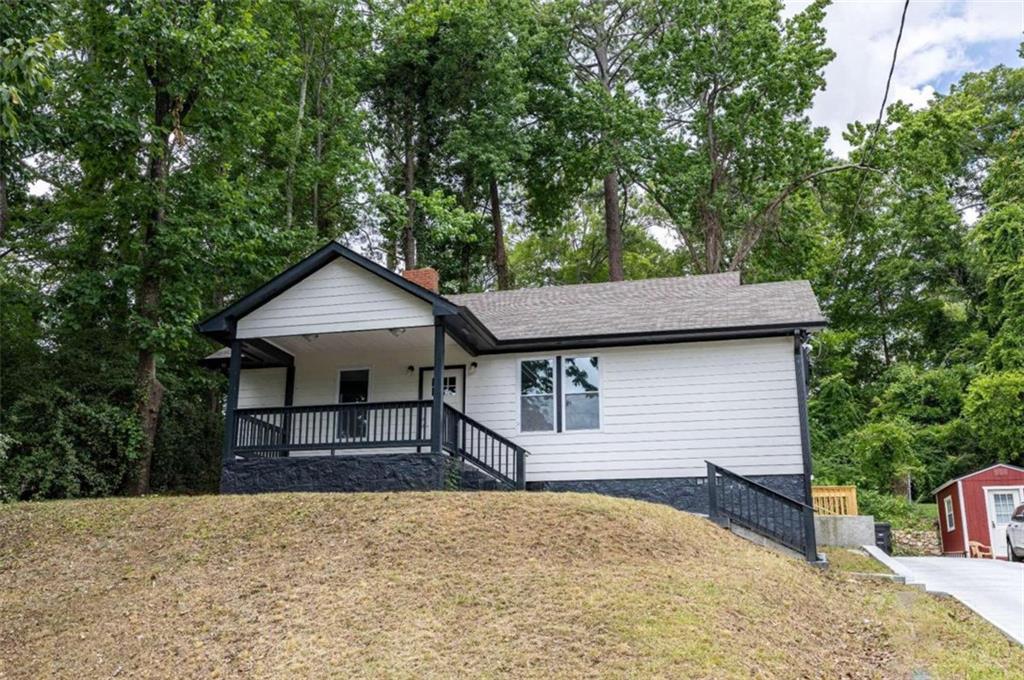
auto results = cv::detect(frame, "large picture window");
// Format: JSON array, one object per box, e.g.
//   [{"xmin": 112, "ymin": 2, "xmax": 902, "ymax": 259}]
[
  {"xmin": 563, "ymin": 356, "xmax": 600, "ymax": 430},
  {"xmin": 520, "ymin": 359, "xmax": 555, "ymax": 432}
]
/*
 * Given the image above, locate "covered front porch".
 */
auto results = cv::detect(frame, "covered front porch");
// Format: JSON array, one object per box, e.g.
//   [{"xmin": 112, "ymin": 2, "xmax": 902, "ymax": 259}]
[{"xmin": 208, "ymin": 323, "xmax": 526, "ymax": 491}]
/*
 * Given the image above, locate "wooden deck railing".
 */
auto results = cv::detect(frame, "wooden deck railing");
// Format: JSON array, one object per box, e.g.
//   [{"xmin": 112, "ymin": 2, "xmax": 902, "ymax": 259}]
[{"xmin": 812, "ymin": 485, "xmax": 858, "ymax": 516}]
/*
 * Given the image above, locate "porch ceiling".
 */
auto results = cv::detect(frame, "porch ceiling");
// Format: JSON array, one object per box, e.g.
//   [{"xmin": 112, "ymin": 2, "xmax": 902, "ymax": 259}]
[{"xmin": 267, "ymin": 326, "xmax": 455, "ymax": 356}]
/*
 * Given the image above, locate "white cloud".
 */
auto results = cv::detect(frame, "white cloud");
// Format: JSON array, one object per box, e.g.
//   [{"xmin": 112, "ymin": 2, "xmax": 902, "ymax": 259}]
[{"xmin": 785, "ymin": 0, "xmax": 1024, "ymax": 156}]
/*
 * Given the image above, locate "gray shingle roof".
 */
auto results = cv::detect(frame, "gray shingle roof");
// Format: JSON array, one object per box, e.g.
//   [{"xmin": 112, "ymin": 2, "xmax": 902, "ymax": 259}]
[{"xmin": 447, "ymin": 272, "xmax": 825, "ymax": 341}]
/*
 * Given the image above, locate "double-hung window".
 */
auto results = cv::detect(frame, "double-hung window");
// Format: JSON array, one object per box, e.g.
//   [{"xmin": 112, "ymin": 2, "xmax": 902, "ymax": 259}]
[
  {"xmin": 519, "ymin": 356, "xmax": 600, "ymax": 433},
  {"xmin": 562, "ymin": 356, "xmax": 600, "ymax": 431},
  {"xmin": 943, "ymin": 496, "xmax": 955, "ymax": 532},
  {"xmin": 520, "ymin": 359, "xmax": 555, "ymax": 432}
]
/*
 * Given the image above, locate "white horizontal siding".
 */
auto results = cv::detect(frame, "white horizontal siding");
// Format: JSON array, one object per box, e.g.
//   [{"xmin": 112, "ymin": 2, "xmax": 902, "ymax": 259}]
[
  {"xmin": 236, "ymin": 259, "xmax": 434, "ymax": 339},
  {"xmin": 234, "ymin": 334, "xmax": 802, "ymax": 479},
  {"xmin": 237, "ymin": 368, "xmax": 287, "ymax": 409},
  {"xmin": 464, "ymin": 337, "xmax": 803, "ymax": 481}
]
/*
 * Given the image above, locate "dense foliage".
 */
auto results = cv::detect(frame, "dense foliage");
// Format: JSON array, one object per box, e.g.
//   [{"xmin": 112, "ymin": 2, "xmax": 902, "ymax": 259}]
[{"xmin": 1, "ymin": 0, "xmax": 1021, "ymax": 503}]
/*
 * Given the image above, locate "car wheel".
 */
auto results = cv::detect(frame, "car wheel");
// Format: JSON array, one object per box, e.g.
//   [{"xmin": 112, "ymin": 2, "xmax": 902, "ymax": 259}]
[{"xmin": 1009, "ymin": 539, "xmax": 1023, "ymax": 563}]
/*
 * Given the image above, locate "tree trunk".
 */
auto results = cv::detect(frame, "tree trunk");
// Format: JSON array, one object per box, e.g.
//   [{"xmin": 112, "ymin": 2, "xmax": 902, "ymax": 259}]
[
  {"xmin": 130, "ymin": 86, "xmax": 173, "ymax": 496},
  {"xmin": 313, "ymin": 71, "xmax": 330, "ymax": 238},
  {"xmin": 603, "ymin": 169, "xmax": 624, "ymax": 281},
  {"xmin": 286, "ymin": 39, "xmax": 312, "ymax": 231},
  {"xmin": 0, "ymin": 139, "xmax": 8, "ymax": 240},
  {"xmin": 402, "ymin": 115, "xmax": 417, "ymax": 269},
  {"xmin": 489, "ymin": 178, "xmax": 510, "ymax": 289},
  {"xmin": 701, "ymin": 203, "xmax": 724, "ymax": 273}
]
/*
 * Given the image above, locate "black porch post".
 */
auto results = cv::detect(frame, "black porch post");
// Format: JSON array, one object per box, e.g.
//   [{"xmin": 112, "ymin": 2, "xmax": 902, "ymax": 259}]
[
  {"xmin": 281, "ymin": 364, "xmax": 295, "ymax": 457},
  {"xmin": 221, "ymin": 336, "xmax": 242, "ymax": 466},
  {"xmin": 430, "ymin": 318, "xmax": 445, "ymax": 454}
]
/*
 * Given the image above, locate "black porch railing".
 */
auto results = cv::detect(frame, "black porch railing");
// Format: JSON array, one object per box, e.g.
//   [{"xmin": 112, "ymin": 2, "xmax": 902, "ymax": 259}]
[
  {"xmin": 706, "ymin": 461, "xmax": 818, "ymax": 562},
  {"xmin": 233, "ymin": 400, "xmax": 432, "ymax": 456},
  {"xmin": 229, "ymin": 400, "xmax": 528, "ymax": 490},
  {"xmin": 442, "ymin": 404, "xmax": 526, "ymax": 489}
]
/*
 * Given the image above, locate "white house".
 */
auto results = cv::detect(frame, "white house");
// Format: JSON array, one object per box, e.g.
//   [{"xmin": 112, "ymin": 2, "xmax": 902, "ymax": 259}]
[{"xmin": 199, "ymin": 241, "xmax": 826, "ymax": 559}]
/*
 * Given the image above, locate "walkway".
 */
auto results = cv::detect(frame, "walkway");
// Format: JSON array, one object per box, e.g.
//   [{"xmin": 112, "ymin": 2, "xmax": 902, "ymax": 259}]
[{"xmin": 891, "ymin": 555, "xmax": 1024, "ymax": 645}]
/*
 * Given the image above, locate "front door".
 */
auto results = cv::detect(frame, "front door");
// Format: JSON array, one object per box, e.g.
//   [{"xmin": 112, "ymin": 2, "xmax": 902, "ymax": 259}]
[
  {"xmin": 987, "ymin": 488, "xmax": 1022, "ymax": 558},
  {"xmin": 421, "ymin": 367, "xmax": 464, "ymax": 412}
]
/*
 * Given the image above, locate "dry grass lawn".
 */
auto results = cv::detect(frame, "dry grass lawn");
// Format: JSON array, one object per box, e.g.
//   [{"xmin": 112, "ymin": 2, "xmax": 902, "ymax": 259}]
[
  {"xmin": 1, "ymin": 492, "xmax": 1021, "ymax": 679},
  {"xmin": 823, "ymin": 548, "xmax": 894, "ymax": 575}
]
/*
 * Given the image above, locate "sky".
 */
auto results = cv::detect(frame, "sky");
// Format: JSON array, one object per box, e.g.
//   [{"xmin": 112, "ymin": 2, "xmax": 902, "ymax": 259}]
[{"xmin": 785, "ymin": 0, "xmax": 1024, "ymax": 157}]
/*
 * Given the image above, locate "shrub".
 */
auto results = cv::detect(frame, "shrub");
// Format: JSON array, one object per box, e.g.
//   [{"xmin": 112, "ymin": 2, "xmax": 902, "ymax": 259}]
[{"xmin": 1, "ymin": 387, "xmax": 143, "ymax": 499}]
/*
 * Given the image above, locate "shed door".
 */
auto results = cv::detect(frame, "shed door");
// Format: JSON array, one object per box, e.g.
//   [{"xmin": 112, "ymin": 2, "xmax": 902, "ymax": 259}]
[{"xmin": 986, "ymin": 488, "xmax": 1022, "ymax": 558}]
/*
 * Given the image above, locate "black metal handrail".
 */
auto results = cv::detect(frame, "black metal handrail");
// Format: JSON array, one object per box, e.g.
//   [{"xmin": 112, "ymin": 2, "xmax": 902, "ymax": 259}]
[
  {"xmin": 233, "ymin": 400, "xmax": 432, "ymax": 456},
  {"xmin": 443, "ymin": 404, "xmax": 527, "ymax": 489},
  {"xmin": 706, "ymin": 461, "xmax": 818, "ymax": 561}
]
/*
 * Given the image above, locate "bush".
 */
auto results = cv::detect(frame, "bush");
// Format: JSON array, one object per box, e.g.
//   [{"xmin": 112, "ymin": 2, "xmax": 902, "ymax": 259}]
[
  {"xmin": 858, "ymin": 490, "xmax": 936, "ymax": 531},
  {"xmin": 841, "ymin": 419, "xmax": 923, "ymax": 495},
  {"xmin": 1, "ymin": 387, "xmax": 143, "ymax": 500}
]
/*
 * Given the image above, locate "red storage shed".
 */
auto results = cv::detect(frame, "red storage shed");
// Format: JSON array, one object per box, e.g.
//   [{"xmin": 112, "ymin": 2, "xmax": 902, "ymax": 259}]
[{"xmin": 932, "ymin": 464, "xmax": 1024, "ymax": 558}]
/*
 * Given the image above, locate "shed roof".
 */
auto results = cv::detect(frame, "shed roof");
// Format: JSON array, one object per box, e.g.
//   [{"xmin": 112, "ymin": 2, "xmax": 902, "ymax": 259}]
[{"xmin": 931, "ymin": 463, "xmax": 1024, "ymax": 496}]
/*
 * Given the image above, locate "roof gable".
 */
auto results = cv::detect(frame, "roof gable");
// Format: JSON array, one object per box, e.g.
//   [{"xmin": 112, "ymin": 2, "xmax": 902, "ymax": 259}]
[{"xmin": 196, "ymin": 241, "xmax": 458, "ymax": 341}]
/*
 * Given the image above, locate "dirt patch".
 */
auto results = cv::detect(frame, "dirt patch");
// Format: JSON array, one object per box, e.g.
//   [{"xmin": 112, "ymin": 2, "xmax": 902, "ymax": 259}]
[{"xmin": 1, "ymin": 492, "xmax": 1021, "ymax": 679}]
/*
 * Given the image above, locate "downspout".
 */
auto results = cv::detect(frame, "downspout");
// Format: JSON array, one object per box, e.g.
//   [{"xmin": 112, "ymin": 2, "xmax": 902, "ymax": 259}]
[
  {"xmin": 794, "ymin": 330, "xmax": 818, "ymax": 561},
  {"xmin": 793, "ymin": 331, "xmax": 814, "ymax": 505}
]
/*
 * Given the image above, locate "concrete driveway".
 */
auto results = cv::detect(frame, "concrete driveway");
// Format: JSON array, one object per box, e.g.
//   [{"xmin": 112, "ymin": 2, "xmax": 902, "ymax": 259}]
[{"xmin": 894, "ymin": 556, "xmax": 1024, "ymax": 644}]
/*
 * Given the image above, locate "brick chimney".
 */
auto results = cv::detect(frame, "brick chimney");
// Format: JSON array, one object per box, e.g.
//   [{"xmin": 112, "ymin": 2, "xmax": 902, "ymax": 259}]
[{"xmin": 402, "ymin": 267, "xmax": 440, "ymax": 293}]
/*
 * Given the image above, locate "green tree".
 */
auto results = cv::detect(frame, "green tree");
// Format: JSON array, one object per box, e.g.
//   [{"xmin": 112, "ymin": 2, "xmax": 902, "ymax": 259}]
[
  {"xmin": 638, "ymin": 0, "xmax": 836, "ymax": 274},
  {"xmin": 963, "ymin": 372, "xmax": 1024, "ymax": 465}
]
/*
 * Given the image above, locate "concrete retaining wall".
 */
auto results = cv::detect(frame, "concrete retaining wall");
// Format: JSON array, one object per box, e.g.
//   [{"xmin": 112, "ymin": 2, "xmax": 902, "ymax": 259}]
[{"xmin": 814, "ymin": 514, "xmax": 876, "ymax": 547}]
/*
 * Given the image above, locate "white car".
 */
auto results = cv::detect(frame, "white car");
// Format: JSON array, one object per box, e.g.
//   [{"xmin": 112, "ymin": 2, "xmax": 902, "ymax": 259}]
[{"xmin": 1008, "ymin": 503, "xmax": 1024, "ymax": 563}]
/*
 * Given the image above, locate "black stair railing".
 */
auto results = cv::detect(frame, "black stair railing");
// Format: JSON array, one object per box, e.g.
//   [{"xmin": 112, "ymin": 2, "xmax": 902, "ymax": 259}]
[
  {"xmin": 442, "ymin": 404, "xmax": 527, "ymax": 490},
  {"xmin": 706, "ymin": 461, "xmax": 818, "ymax": 562}
]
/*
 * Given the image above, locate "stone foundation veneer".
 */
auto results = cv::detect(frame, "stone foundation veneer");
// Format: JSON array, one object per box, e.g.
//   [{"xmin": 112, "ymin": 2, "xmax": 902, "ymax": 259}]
[
  {"xmin": 527, "ymin": 474, "xmax": 807, "ymax": 514},
  {"xmin": 221, "ymin": 453, "xmax": 448, "ymax": 494},
  {"xmin": 221, "ymin": 456, "xmax": 806, "ymax": 513}
]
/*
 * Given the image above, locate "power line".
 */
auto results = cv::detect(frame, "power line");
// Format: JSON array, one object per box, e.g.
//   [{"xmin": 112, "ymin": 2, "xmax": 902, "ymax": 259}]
[
  {"xmin": 852, "ymin": 0, "xmax": 911, "ymax": 215},
  {"xmin": 863, "ymin": 0, "xmax": 911, "ymax": 168}
]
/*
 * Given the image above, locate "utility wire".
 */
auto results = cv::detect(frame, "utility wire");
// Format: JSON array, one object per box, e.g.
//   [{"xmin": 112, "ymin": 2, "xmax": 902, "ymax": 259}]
[{"xmin": 851, "ymin": 0, "xmax": 911, "ymax": 215}]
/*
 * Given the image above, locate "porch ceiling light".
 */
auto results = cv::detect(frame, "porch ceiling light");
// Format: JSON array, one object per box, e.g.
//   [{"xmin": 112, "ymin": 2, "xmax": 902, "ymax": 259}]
[{"xmin": 389, "ymin": 327, "xmax": 406, "ymax": 337}]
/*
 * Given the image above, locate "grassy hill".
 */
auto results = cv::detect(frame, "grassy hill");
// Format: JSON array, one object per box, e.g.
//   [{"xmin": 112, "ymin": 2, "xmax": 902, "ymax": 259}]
[{"xmin": 1, "ymin": 492, "xmax": 1020, "ymax": 678}]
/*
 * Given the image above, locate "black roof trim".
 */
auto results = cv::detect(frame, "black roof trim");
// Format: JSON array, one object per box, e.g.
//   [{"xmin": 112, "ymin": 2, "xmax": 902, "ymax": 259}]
[
  {"xmin": 196, "ymin": 241, "xmax": 460, "ymax": 341},
  {"xmin": 472, "ymin": 321, "xmax": 827, "ymax": 354}
]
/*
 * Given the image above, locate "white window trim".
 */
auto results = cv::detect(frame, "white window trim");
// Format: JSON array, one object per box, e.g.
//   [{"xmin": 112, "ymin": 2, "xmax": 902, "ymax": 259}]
[
  {"xmin": 336, "ymin": 366, "xmax": 373, "ymax": 404},
  {"xmin": 561, "ymin": 354, "xmax": 603, "ymax": 433},
  {"xmin": 981, "ymin": 485, "xmax": 1024, "ymax": 525},
  {"xmin": 517, "ymin": 356, "xmax": 557, "ymax": 434},
  {"xmin": 943, "ymin": 496, "xmax": 955, "ymax": 532}
]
